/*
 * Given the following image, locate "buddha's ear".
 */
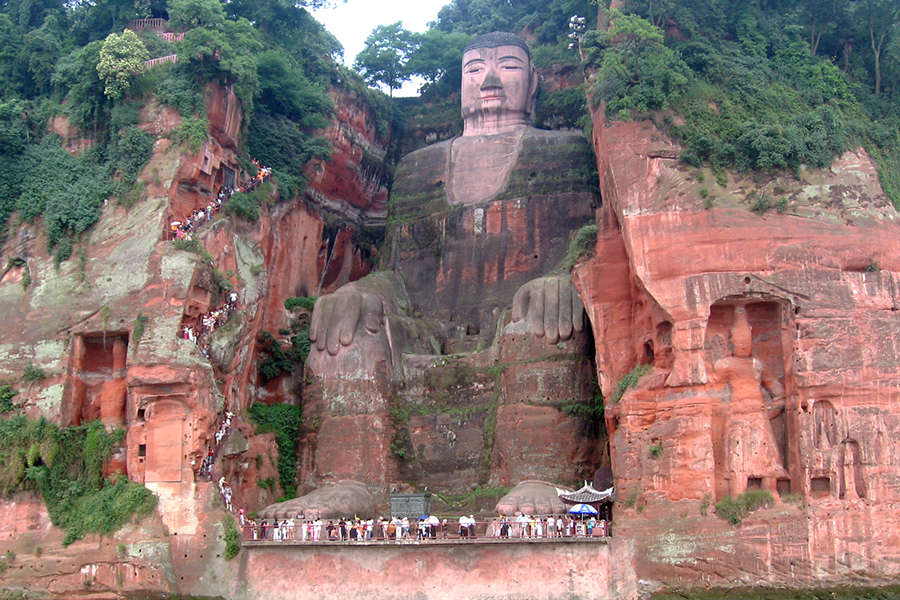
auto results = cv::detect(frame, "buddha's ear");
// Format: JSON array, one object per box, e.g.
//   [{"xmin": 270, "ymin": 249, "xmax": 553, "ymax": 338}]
[{"xmin": 527, "ymin": 66, "xmax": 539, "ymax": 121}]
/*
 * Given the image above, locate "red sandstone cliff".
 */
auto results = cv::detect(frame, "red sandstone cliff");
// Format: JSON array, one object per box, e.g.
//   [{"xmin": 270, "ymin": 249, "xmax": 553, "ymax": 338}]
[
  {"xmin": 0, "ymin": 80, "xmax": 392, "ymax": 598},
  {"xmin": 572, "ymin": 115, "xmax": 900, "ymax": 591},
  {"xmin": 2, "ymin": 62, "xmax": 899, "ymax": 598}
]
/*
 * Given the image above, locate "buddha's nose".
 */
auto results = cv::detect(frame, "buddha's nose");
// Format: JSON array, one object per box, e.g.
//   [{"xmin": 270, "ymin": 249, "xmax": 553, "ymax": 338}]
[{"xmin": 480, "ymin": 68, "xmax": 503, "ymax": 91}]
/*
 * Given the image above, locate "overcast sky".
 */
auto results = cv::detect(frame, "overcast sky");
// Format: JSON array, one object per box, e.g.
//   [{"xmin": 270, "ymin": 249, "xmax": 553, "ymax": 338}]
[{"xmin": 311, "ymin": 0, "xmax": 451, "ymax": 96}]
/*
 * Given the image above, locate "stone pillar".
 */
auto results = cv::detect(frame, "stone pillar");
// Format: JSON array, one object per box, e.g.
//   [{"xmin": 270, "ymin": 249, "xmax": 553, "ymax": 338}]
[
  {"xmin": 68, "ymin": 335, "xmax": 87, "ymax": 426},
  {"xmin": 112, "ymin": 337, "xmax": 127, "ymax": 374},
  {"xmin": 101, "ymin": 337, "xmax": 128, "ymax": 427}
]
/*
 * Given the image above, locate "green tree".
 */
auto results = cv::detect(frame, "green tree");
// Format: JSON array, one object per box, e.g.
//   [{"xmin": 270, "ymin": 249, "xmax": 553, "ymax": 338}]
[
  {"xmin": 586, "ymin": 11, "xmax": 690, "ymax": 118},
  {"xmin": 166, "ymin": 0, "xmax": 226, "ymax": 30},
  {"xmin": 53, "ymin": 40, "xmax": 107, "ymax": 129},
  {"xmin": 405, "ymin": 29, "xmax": 469, "ymax": 95},
  {"xmin": 798, "ymin": 0, "xmax": 841, "ymax": 55},
  {"xmin": 353, "ymin": 21, "xmax": 415, "ymax": 96},
  {"xmin": 97, "ymin": 29, "xmax": 150, "ymax": 100},
  {"xmin": 255, "ymin": 50, "xmax": 331, "ymax": 127},
  {"xmin": 176, "ymin": 17, "xmax": 262, "ymax": 109},
  {"xmin": 20, "ymin": 16, "xmax": 62, "ymax": 97},
  {"xmin": 855, "ymin": 0, "xmax": 900, "ymax": 95},
  {"xmin": 0, "ymin": 14, "xmax": 23, "ymax": 98}
]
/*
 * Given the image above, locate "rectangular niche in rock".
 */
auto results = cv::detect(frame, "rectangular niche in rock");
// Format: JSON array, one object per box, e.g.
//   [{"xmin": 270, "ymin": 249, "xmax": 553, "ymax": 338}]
[
  {"xmin": 810, "ymin": 476, "xmax": 831, "ymax": 497},
  {"xmin": 66, "ymin": 333, "xmax": 129, "ymax": 426}
]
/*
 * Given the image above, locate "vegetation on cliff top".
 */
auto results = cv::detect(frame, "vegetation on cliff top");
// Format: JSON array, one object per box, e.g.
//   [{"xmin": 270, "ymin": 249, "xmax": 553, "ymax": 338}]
[
  {"xmin": 0, "ymin": 415, "xmax": 156, "ymax": 545},
  {"xmin": 581, "ymin": 1, "xmax": 899, "ymax": 204},
  {"xmin": 0, "ymin": 0, "xmax": 356, "ymax": 252},
  {"xmin": 361, "ymin": 0, "xmax": 899, "ymax": 205}
]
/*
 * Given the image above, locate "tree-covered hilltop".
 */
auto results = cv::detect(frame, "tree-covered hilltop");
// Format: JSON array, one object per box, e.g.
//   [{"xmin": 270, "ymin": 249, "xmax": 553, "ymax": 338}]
[
  {"xmin": 0, "ymin": 0, "xmax": 390, "ymax": 260},
  {"xmin": 359, "ymin": 0, "xmax": 898, "ymax": 206},
  {"xmin": 1, "ymin": 0, "xmax": 898, "ymax": 258},
  {"xmin": 584, "ymin": 1, "xmax": 899, "ymax": 205}
]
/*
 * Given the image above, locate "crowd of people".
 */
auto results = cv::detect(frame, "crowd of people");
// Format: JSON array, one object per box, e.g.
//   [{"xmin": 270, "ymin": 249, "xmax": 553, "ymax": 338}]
[
  {"xmin": 168, "ymin": 161, "xmax": 271, "ymax": 241},
  {"xmin": 180, "ymin": 291, "xmax": 238, "ymax": 354},
  {"xmin": 494, "ymin": 514, "xmax": 608, "ymax": 538},
  {"xmin": 241, "ymin": 514, "xmax": 609, "ymax": 543},
  {"xmin": 198, "ymin": 410, "xmax": 234, "ymax": 478},
  {"xmin": 169, "ymin": 186, "xmax": 231, "ymax": 240}
]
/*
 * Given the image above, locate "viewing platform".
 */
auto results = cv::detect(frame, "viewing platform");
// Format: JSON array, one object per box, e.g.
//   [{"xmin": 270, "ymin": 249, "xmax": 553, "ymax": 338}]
[{"xmin": 243, "ymin": 535, "xmax": 609, "ymax": 548}]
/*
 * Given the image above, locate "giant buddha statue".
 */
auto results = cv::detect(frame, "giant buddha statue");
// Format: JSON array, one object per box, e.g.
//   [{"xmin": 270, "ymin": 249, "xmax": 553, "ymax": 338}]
[{"xmin": 294, "ymin": 32, "xmax": 600, "ymax": 513}]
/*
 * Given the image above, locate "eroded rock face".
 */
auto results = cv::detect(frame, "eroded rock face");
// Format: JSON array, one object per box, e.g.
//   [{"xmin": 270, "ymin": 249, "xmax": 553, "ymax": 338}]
[
  {"xmin": 0, "ymin": 77, "xmax": 393, "ymax": 598},
  {"xmin": 574, "ymin": 116, "xmax": 900, "ymax": 587}
]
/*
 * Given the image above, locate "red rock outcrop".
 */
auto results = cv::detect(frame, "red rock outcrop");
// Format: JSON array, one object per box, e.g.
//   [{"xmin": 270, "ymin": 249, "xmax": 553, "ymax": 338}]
[
  {"xmin": 0, "ymin": 74, "xmax": 393, "ymax": 598},
  {"xmin": 572, "ymin": 115, "xmax": 900, "ymax": 590},
  {"xmin": 3, "ymin": 37, "xmax": 899, "ymax": 598}
]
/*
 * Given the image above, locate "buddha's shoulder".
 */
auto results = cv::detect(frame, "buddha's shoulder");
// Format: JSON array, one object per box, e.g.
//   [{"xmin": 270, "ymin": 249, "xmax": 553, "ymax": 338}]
[
  {"xmin": 518, "ymin": 127, "xmax": 592, "ymax": 152},
  {"xmin": 392, "ymin": 139, "xmax": 453, "ymax": 199},
  {"xmin": 396, "ymin": 139, "xmax": 454, "ymax": 171}
]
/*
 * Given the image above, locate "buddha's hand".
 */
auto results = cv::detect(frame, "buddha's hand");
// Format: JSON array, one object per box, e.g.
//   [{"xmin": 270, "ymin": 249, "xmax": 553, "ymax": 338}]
[
  {"xmin": 309, "ymin": 284, "xmax": 386, "ymax": 356},
  {"xmin": 511, "ymin": 275, "xmax": 584, "ymax": 344}
]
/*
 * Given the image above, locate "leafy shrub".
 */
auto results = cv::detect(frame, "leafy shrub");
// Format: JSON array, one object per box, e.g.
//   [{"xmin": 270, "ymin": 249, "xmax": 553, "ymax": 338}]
[
  {"xmin": 212, "ymin": 268, "xmax": 233, "ymax": 292},
  {"xmin": 111, "ymin": 126, "xmax": 154, "ymax": 182},
  {"xmin": 610, "ymin": 364, "xmax": 651, "ymax": 404},
  {"xmin": 714, "ymin": 489, "xmax": 773, "ymax": 525},
  {"xmin": 750, "ymin": 193, "xmax": 770, "ymax": 215},
  {"xmin": 224, "ymin": 189, "xmax": 262, "ymax": 222},
  {"xmin": 562, "ymin": 377, "xmax": 604, "ymax": 435},
  {"xmin": 246, "ymin": 113, "xmax": 331, "ymax": 200},
  {"xmin": 0, "ymin": 416, "xmax": 156, "ymax": 544},
  {"xmin": 257, "ymin": 331, "xmax": 294, "ymax": 383},
  {"xmin": 535, "ymin": 84, "xmax": 589, "ymax": 130},
  {"xmin": 585, "ymin": 13, "xmax": 690, "ymax": 118},
  {"xmin": 132, "ymin": 311, "xmax": 149, "ymax": 350},
  {"xmin": 173, "ymin": 237, "xmax": 214, "ymax": 263},
  {"xmin": 532, "ymin": 41, "xmax": 577, "ymax": 69},
  {"xmin": 18, "ymin": 138, "xmax": 110, "ymax": 258},
  {"xmin": 172, "ymin": 115, "xmax": 208, "ymax": 153},
  {"xmin": 284, "ymin": 296, "xmax": 317, "ymax": 312},
  {"xmin": 247, "ymin": 402, "xmax": 302, "ymax": 498},
  {"xmin": 649, "ymin": 443, "xmax": 663, "ymax": 458},
  {"xmin": 560, "ymin": 223, "xmax": 598, "ymax": 271},
  {"xmin": 22, "ymin": 364, "xmax": 45, "ymax": 382},
  {"xmin": 153, "ymin": 67, "xmax": 206, "ymax": 117},
  {"xmin": 0, "ymin": 386, "xmax": 16, "ymax": 414},
  {"xmin": 223, "ymin": 516, "xmax": 241, "ymax": 559}
]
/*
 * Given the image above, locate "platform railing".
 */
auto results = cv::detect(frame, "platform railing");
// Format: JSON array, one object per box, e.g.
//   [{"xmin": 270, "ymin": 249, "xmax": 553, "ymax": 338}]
[{"xmin": 242, "ymin": 518, "xmax": 610, "ymax": 543}]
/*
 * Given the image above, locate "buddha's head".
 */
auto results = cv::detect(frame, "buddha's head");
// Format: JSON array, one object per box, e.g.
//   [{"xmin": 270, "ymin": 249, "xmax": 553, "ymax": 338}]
[{"xmin": 461, "ymin": 32, "xmax": 538, "ymax": 136}]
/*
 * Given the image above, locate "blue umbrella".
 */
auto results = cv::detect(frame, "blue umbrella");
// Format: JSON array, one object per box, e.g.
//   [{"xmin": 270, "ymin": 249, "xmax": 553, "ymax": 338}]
[{"xmin": 567, "ymin": 503, "xmax": 599, "ymax": 516}]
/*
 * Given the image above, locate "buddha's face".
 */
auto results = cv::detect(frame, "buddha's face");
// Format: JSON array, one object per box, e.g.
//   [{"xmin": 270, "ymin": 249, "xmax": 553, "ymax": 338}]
[{"xmin": 461, "ymin": 44, "xmax": 536, "ymax": 135}]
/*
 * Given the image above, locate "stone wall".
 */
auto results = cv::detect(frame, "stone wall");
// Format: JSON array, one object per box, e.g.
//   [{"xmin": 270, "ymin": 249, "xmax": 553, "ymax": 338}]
[{"xmin": 242, "ymin": 539, "xmax": 633, "ymax": 600}]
